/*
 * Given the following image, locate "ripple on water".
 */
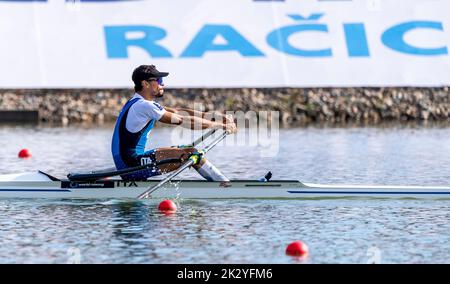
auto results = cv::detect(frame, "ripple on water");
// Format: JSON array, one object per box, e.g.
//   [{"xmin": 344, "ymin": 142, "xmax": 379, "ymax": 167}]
[{"xmin": 1, "ymin": 126, "xmax": 450, "ymax": 263}]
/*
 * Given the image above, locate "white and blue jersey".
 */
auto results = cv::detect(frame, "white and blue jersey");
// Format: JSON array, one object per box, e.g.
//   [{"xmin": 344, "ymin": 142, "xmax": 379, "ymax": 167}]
[{"xmin": 111, "ymin": 93, "xmax": 166, "ymax": 180}]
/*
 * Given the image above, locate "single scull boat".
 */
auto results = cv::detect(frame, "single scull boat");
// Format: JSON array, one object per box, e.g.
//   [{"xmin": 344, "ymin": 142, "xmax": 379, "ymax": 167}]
[
  {"xmin": 0, "ymin": 171, "xmax": 449, "ymax": 199},
  {"xmin": 2, "ymin": 130, "xmax": 448, "ymax": 200}
]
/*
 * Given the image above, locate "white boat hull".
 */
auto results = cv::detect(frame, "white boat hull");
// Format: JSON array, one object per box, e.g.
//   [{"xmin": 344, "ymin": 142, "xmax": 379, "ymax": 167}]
[{"xmin": 0, "ymin": 172, "xmax": 450, "ymax": 200}]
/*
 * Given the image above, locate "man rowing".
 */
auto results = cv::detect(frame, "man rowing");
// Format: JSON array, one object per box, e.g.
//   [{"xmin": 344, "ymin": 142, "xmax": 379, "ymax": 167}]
[{"xmin": 111, "ymin": 65, "xmax": 237, "ymax": 181}]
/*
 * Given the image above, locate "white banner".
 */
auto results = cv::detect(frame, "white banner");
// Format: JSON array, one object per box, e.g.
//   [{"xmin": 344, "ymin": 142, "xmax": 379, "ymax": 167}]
[{"xmin": 0, "ymin": 0, "xmax": 449, "ymax": 88}]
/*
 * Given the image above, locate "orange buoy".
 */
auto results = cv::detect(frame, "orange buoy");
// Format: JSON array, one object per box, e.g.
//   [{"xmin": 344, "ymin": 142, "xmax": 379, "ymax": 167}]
[
  {"xmin": 158, "ymin": 200, "xmax": 177, "ymax": 213},
  {"xmin": 286, "ymin": 241, "xmax": 309, "ymax": 257},
  {"xmin": 18, "ymin": 149, "xmax": 32, "ymax": 159}
]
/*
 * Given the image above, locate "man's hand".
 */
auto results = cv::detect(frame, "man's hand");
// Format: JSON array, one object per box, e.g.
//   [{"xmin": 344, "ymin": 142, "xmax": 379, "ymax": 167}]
[
  {"xmin": 223, "ymin": 113, "xmax": 235, "ymax": 124},
  {"xmin": 212, "ymin": 121, "xmax": 236, "ymax": 134},
  {"xmin": 223, "ymin": 121, "xmax": 237, "ymax": 134}
]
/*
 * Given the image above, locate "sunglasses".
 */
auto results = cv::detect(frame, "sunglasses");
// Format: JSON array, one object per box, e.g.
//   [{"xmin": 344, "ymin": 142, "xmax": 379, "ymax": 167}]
[{"xmin": 147, "ymin": 77, "xmax": 164, "ymax": 85}]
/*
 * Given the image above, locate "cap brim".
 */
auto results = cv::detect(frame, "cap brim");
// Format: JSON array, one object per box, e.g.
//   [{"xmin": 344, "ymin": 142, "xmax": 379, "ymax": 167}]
[{"xmin": 156, "ymin": 72, "xmax": 169, "ymax": 77}]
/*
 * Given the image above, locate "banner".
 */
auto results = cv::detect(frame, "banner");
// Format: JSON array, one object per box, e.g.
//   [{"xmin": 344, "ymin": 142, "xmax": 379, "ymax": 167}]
[{"xmin": 0, "ymin": 0, "xmax": 449, "ymax": 88}]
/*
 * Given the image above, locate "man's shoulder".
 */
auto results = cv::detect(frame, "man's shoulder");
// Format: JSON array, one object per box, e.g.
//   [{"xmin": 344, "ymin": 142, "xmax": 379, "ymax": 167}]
[
  {"xmin": 134, "ymin": 99, "xmax": 163, "ymax": 108},
  {"xmin": 130, "ymin": 94, "xmax": 165, "ymax": 112},
  {"xmin": 151, "ymin": 101, "xmax": 164, "ymax": 111}
]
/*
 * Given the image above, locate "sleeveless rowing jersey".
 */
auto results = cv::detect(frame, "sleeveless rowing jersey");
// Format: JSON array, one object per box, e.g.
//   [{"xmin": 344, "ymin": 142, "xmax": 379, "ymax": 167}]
[{"xmin": 111, "ymin": 93, "xmax": 166, "ymax": 170}]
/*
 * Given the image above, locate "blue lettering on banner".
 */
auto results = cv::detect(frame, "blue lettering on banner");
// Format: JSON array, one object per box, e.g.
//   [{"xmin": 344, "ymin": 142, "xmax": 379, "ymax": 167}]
[
  {"xmin": 343, "ymin": 23, "xmax": 370, "ymax": 57},
  {"xmin": 381, "ymin": 21, "xmax": 448, "ymax": 56},
  {"xmin": 0, "ymin": 0, "xmax": 448, "ymax": 59},
  {"xmin": 266, "ymin": 14, "xmax": 332, "ymax": 57},
  {"xmin": 104, "ymin": 25, "xmax": 172, "ymax": 58},
  {"xmin": 180, "ymin": 24, "xmax": 264, "ymax": 57},
  {"xmin": 287, "ymin": 13, "xmax": 324, "ymax": 21},
  {"xmin": 100, "ymin": 14, "xmax": 448, "ymax": 59}
]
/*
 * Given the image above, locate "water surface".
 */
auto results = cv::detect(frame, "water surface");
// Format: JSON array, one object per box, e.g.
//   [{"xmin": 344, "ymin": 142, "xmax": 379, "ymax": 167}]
[{"xmin": 0, "ymin": 124, "xmax": 449, "ymax": 263}]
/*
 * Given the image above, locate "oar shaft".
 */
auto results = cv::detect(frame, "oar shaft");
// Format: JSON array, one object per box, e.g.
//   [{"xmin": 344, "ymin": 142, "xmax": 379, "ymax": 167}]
[
  {"xmin": 190, "ymin": 129, "xmax": 216, "ymax": 148},
  {"xmin": 138, "ymin": 131, "xmax": 228, "ymax": 199},
  {"xmin": 137, "ymin": 159, "xmax": 194, "ymax": 199},
  {"xmin": 68, "ymin": 158, "xmax": 182, "ymax": 181},
  {"xmin": 203, "ymin": 131, "xmax": 227, "ymax": 153}
]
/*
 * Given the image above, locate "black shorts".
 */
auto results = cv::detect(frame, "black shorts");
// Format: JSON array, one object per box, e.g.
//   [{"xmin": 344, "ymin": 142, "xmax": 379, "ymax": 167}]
[{"xmin": 120, "ymin": 149, "xmax": 161, "ymax": 181}]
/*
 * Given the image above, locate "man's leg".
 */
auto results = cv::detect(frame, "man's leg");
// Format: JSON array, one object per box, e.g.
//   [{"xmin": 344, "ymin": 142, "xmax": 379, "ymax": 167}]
[
  {"xmin": 154, "ymin": 147, "xmax": 229, "ymax": 181},
  {"xmin": 121, "ymin": 149, "xmax": 161, "ymax": 181},
  {"xmin": 193, "ymin": 158, "xmax": 229, "ymax": 181}
]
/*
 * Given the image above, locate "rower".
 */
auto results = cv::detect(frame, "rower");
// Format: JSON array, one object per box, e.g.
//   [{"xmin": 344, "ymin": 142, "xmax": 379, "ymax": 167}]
[{"xmin": 111, "ymin": 65, "xmax": 237, "ymax": 181}]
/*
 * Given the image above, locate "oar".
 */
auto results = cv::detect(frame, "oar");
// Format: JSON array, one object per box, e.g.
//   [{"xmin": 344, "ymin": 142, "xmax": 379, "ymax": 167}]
[
  {"xmin": 137, "ymin": 131, "xmax": 228, "ymax": 199},
  {"xmin": 176, "ymin": 129, "xmax": 216, "ymax": 149},
  {"xmin": 67, "ymin": 129, "xmax": 218, "ymax": 182},
  {"xmin": 189, "ymin": 129, "xmax": 216, "ymax": 147},
  {"xmin": 67, "ymin": 158, "xmax": 182, "ymax": 182}
]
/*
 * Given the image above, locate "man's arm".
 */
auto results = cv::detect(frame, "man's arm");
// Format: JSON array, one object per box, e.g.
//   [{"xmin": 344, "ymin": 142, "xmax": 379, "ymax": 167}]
[
  {"xmin": 164, "ymin": 107, "xmax": 234, "ymax": 124},
  {"xmin": 159, "ymin": 111, "xmax": 236, "ymax": 133}
]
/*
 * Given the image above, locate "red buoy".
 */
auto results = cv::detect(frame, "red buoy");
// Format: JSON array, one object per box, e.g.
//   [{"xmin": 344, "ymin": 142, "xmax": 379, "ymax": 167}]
[
  {"xmin": 158, "ymin": 200, "xmax": 177, "ymax": 213},
  {"xmin": 286, "ymin": 241, "xmax": 309, "ymax": 257},
  {"xmin": 18, "ymin": 149, "xmax": 32, "ymax": 159}
]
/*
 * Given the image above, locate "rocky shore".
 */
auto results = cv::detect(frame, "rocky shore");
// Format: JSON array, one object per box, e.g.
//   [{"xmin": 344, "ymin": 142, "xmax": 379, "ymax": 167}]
[{"xmin": 0, "ymin": 88, "xmax": 449, "ymax": 125}]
